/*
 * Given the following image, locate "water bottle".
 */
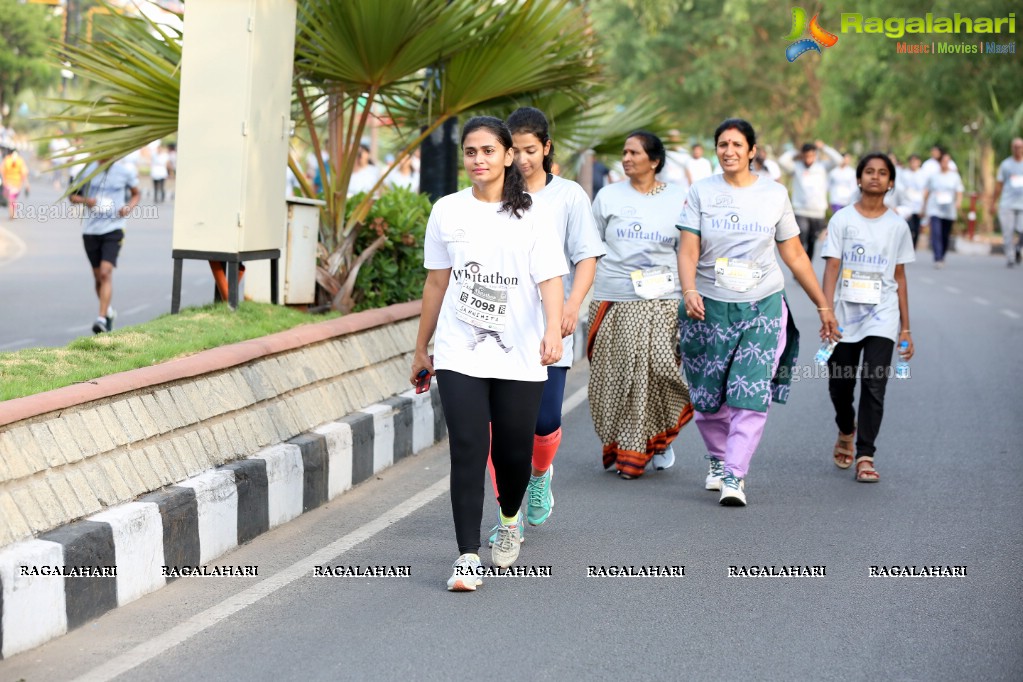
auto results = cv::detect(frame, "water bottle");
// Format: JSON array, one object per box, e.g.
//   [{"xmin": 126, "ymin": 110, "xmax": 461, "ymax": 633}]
[
  {"xmin": 895, "ymin": 341, "xmax": 910, "ymax": 379},
  {"xmin": 814, "ymin": 327, "xmax": 844, "ymax": 367}
]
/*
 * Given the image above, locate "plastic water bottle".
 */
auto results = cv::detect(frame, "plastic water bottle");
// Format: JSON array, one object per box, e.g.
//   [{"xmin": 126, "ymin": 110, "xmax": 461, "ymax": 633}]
[
  {"xmin": 814, "ymin": 327, "xmax": 844, "ymax": 367},
  {"xmin": 895, "ymin": 341, "xmax": 910, "ymax": 379}
]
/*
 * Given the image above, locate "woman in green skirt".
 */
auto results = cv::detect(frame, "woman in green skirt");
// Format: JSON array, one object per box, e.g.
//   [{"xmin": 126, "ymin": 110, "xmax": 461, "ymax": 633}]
[{"xmin": 677, "ymin": 118, "xmax": 839, "ymax": 506}]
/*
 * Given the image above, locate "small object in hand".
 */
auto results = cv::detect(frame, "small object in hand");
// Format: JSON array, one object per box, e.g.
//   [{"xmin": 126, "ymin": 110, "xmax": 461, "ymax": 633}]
[
  {"xmin": 415, "ymin": 369, "xmax": 432, "ymax": 394},
  {"xmin": 415, "ymin": 354, "xmax": 434, "ymax": 394}
]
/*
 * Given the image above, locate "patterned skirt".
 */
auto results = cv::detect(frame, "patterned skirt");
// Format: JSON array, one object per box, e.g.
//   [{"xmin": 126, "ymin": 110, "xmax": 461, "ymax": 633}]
[
  {"xmin": 586, "ymin": 299, "xmax": 693, "ymax": 478},
  {"xmin": 678, "ymin": 291, "xmax": 800, "ymax": 414}
]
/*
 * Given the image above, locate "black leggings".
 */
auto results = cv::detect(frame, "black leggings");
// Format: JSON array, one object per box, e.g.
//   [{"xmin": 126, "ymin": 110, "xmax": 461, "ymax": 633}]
[
  {"xmin": 436, "ymin": 370, "xmax": 545, "ymax": 554},
  {"xmin": 828, "ymin": 337, "xmax": 895, "ymax": 460}
]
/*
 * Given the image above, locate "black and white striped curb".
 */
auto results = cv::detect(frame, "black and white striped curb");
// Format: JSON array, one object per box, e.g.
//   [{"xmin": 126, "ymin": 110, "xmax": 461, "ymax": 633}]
[{"xmin": 0, "ymin": 389, "xmax": 444, "ymax": 659}]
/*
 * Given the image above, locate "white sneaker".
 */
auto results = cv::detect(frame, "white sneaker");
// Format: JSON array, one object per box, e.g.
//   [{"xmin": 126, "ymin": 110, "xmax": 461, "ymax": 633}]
[
  {"xmin": 653, "ymin": 445, "xmax": 675, "ymax": 470},
  {"xmin": 719, "ymin": 474, "xmax": 747, "ymax": 506},
  {"xmin": 447, "ymin": 553, "xmax": 483, "ymax": 592},
  {"xmin": 491, "ymin": 512, "xmax": 524, "ymax": 568},
  {"xmin": 705, "ymin": 457, "xmax": 725, "ymax": 491}
]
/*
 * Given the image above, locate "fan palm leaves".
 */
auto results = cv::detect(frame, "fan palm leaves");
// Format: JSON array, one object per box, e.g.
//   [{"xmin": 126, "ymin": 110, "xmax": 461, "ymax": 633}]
[
  {"xmin": 47, "ymin": 2, "xmax": 181, "ymax": 188},
  {"xmin": 50, "ymin": 0, "xmax": 606, "ymax": 312}
]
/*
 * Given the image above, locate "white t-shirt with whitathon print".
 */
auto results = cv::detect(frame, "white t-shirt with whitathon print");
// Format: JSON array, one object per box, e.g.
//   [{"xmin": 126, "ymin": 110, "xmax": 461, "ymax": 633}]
[
  {"xmin": 821, "ymin": 205, "xmax": 915, "ymax": 344},
  {"xmin": 677, "ymin": 174, "xmax": 800, "ymax": 303},
  {"xmin": 424, "ymin": 188, "xmax": 568, "ymax": 382}
]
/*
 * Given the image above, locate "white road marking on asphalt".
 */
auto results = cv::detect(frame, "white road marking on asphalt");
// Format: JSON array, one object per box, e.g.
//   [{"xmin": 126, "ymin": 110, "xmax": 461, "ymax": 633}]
[
  {"xmin": 973, "ymin": 297, "xmax": 990, "ymax": 306},
  {"xmin": 562, "ymin": 385, "xmax": 588, "ymax": 416},
  {"xmin": 0, "ymin": 338, "xmax": 36, "ymax": 351},
  {"xmin": 1002, "ymin": 309, "xmax": 1021, "ymax": 320},
  {"xmin": 944, "ymin": 286, "xmax": 961, "ymax": 294},
  {"xmin": 73, "ymin": 386, "xmax": 591, "ymax": 681},
  {"xmin": 122, "ymin": 303, "xmax": 151, "ymax": 316},
  {"xmin": 72, "ymin": 476, "xmax": 451, "ymax": 682}
]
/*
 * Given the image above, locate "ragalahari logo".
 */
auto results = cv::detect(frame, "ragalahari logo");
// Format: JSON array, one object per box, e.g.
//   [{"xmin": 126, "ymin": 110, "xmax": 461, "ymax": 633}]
[{"xmin": 784, "ymin": 7, "xmax": 839, "ymax": 61}]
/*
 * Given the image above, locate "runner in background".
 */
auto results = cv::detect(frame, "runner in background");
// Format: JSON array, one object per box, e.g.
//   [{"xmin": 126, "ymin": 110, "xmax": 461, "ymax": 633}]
[
  {"xmin": 828, "ymin": 152, "xmax": 858, "ymax": 214},
  {"xmin": 992, "ymin": 137, "xmax": 1023, "ymax": 268},
  {"xmin": 894, "ymin": 154, "xmax": 926, "ymax": 249},
  {"xmin": 921, "ymin": 152, "xmax": 963, "ymax": 269},
  {"xmin": 778, "ymin": 140, "xmax": 843, "ymax": 260},
  {"xmin": 1, "ymin": 149, "xmax": 30, "ymax": 220}
]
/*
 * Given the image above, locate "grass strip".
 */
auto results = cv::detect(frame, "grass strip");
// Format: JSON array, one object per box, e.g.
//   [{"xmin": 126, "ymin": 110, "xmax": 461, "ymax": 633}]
[{"xmin": 0, "ymin": 302, "xmax": 339, "ymax": 402}]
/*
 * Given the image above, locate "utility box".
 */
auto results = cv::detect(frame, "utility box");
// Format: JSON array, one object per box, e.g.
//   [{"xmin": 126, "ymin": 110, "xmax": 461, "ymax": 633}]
[
  {"xmin": 246, "ymin": 197, "xmax": 324, "ymax": 305},
  {"xmin": 170, "ymin": 0, "xmax": 297, "ymax": 310}
]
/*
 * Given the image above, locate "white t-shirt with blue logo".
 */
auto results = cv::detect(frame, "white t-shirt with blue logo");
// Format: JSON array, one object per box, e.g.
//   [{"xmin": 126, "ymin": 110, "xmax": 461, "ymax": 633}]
[
  {"xmin": 996, "ymin": 157, "xmax": 1023, "ymax": 210},
  {"xmin": 821, "ymin": 205, "xmax": 916, "ymax": 344},
  {"xmin": 924, "ymin": 170, "xmax": 964, "ymax": 220},
  {"xmin": 532, "ymin": 175, "xmax": 606, "ymax": 368},
  {"xmin": 591, "ymin": 181, "xmax": 687, "ymax": 301},
  {"xmin": 677, "ymin": 174, "xmax": 800, "ymax": 304},
  {"xmin": 79, "ymin": 160, "xmax": 140, "ymax": 236},
  {"xmin": 424, "ymin": 188, "xmax": 568, "ymax": 382}
]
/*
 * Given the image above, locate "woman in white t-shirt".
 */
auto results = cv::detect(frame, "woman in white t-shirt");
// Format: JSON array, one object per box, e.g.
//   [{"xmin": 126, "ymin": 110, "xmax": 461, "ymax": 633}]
[
  {"xmin": 410, "ymin": 116, "xmax": 567, "ymax": 591},
  {"xmin": 477, "ymin": 107, "xmax": 605, "ymax": 545},
  {"xmin": 588, "ymin": 131, "xmax": 693, "ymax": 479},
  {"xmin": 921, "ymin": 152, "xmax": 963, "ymax": 268},
  {"xmin": 821, "ymin": 153, "xmax": 915, "ymax": 482},
  {"xmin": 678, "ymin": 118, "xmax": 838, "ymax": 507}
]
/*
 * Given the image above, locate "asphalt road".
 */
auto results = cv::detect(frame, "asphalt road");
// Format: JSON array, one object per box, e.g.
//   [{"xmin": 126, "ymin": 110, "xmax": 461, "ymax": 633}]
[
  {"xmin": 0, "ymin": 180, "xmax": 215, "ymax": 352},
  {"xmin": 1, "ymin": 240, "xmax": 1021, "ymax": 681}
]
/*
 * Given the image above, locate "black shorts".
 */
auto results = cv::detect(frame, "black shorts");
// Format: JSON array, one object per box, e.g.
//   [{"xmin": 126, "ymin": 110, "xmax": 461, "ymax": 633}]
[{"xmin": 83, "ymin": 229, "xmax": 125, "ymax": 268}]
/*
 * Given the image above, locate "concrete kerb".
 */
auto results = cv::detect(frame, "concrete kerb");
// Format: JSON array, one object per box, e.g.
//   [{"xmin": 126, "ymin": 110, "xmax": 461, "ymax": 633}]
[{"xmin": 0, "ymin": 301, "xmax": 448, "ymax": 660}]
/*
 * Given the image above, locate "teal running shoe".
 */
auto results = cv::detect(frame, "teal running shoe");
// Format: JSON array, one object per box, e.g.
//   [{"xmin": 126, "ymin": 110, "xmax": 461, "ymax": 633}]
[{"xmin": 526, "ymin": 466, "xmax": 554, "ymax": 526}]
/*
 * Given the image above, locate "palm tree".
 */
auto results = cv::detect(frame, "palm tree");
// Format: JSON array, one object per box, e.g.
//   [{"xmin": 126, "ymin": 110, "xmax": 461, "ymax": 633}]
[{"xmin": 50, "ymin": 0, "xmax": 640, "ymax": 313}]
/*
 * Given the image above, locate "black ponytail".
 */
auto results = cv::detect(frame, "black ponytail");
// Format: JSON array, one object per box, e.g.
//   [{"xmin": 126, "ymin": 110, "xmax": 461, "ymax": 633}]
[
  {"xmin": 461, "ymin": 116, "xmax": 533, "ymax": 219},
  {"xmin": 507, "ymin": 106, "xmax": 555, "ymax": 174},
  {"xmin": 501, "ymin": 160, "xmax": 532, "ymax": 218}
]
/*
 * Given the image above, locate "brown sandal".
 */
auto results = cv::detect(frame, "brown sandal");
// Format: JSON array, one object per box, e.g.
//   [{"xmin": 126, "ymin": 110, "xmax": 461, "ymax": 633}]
[
  {"xmin": 833, "ymin": 430, "xmax": 855, "ymax": 469},
  {"xmin": 855, "ymin": 457, "xmax": 879, "ymax": 483}
]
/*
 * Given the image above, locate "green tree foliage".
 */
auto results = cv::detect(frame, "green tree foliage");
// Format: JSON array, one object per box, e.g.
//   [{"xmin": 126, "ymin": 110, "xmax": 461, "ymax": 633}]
[
  {"xmin": 0, "ymin": 0, "xmax": 61, "ymax": 125},
  {"xmin": 349, "ymin": 187, "xmax": 433, "ymax": 313},
  {"xmin": 591, "ymin": 0, "xmax": 1021, "ymax": 222}
]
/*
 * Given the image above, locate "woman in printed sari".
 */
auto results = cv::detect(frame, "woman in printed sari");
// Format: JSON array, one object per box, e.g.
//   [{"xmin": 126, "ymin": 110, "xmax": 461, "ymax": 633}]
[
  {"xmin": 677, "ymin": 118, "xmax": 839, "ymax": 506},
  {"xmin": 588, "ymin": 131, "xmax": 693, "ymax": 479}
]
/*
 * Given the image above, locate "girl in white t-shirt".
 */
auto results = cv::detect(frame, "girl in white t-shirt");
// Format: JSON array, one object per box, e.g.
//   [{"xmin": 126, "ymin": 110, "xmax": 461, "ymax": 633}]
[
  {"xmin": 821, "ymin": 153, "xmax": 915, "ymax": 483},
  {"xmin": 410, "ymin": 116, "xmax": 567, "ymax": 591},
  {"xmin": 478, "ymin": 107, "xmax": 605, "ymax": 545}
]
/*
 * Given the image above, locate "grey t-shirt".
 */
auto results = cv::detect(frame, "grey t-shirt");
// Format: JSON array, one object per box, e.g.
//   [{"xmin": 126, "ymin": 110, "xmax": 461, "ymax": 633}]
[
  {"xmin": 533, "ymin": 175, "xmax": 606, "ymax": 368},
  {"xmin": 924, "ymin": 170, "xmax": 964, "ymax": 220},
  {"xmin": 997, "ymin": 157, "xmax": 1023, "ymax": 210},
  {"xmin": 79, "ymin": 161, "xmax": 140, "ymax": 235},
  {"xmin": 821, "ymin": 205, "xmax": 915, "ymax": 344},
  {"xmin": 592, "ymin": 181, "xmax": 686, "ymax": 301},
  {"xmin": 677, "ymin": 174, "xmax": 800, "ymax": 303}
]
